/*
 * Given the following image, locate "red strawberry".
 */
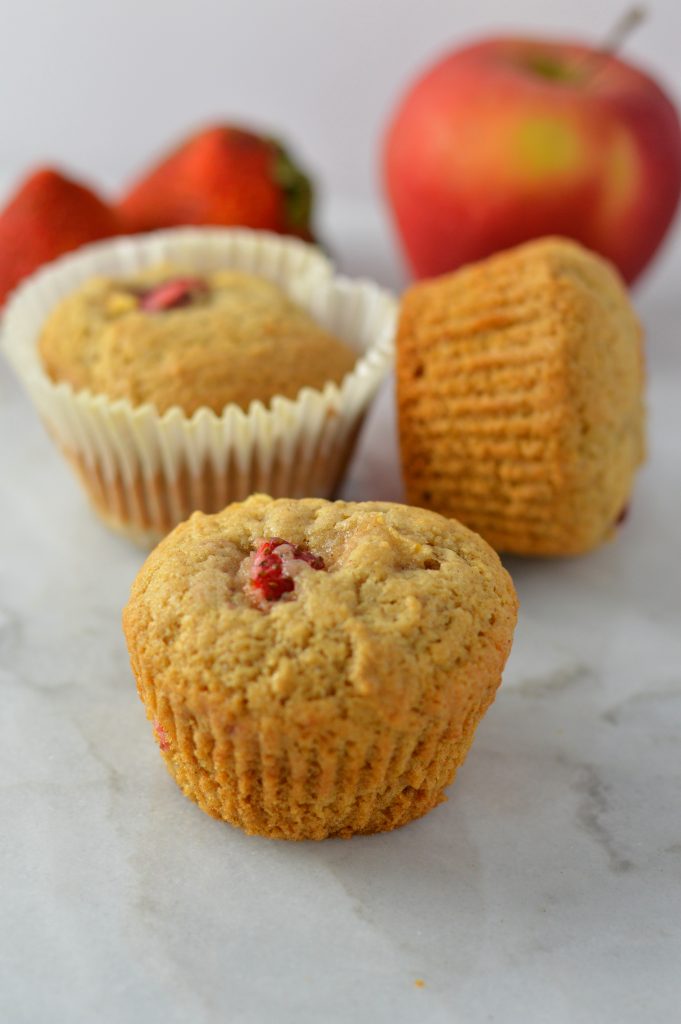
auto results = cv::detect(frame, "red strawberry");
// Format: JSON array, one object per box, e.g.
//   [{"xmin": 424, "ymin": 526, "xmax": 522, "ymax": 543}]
[
  {"xmin": 118, "ymin": 125, "xmax": 314, "ymax": 241},
  {"xmin": 248, "ymin": 538, "xmax": 325, "ymax": 604},
  {"xmin": 139, "ymin": 275, "xmax": 207, "ymax": 312},
  {"xmin": 0, "ymin": 167, "xmax": 121, "ymax": 306}
]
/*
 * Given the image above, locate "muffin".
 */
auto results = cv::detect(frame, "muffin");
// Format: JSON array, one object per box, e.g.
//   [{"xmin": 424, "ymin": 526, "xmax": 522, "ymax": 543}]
[
  {"xmin": 397, "ymin": 237, "xmax": 645, "ymax": 556},
  {"xmin": 123, "ymin": 494, "xmax": 518, "ymax": 840},
  {"xmin": 39, "ymin": 267, "xmax": 357, "ymax": 415},
  {"xmin": 2, "ymin": 229, "xmax": 395, "ymax": 545}
]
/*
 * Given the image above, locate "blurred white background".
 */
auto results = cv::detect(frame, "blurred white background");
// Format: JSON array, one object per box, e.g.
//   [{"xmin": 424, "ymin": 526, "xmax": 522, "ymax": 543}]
[{"xmin": 1, "ymin": 0, "xmax": 681, "ymax": 206}]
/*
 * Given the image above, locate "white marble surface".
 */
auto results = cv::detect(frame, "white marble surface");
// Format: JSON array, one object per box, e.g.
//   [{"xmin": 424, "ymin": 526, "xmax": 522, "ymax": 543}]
[{"xmin": 1, "ymin": 204, "xmax": 680, "ymax": 1024}]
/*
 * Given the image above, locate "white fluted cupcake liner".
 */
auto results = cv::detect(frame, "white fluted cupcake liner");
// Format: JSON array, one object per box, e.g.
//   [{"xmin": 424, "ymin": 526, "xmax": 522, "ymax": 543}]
[{"xmin": 1, "ymin": 228, "xmax": 396, "ymax": 545}]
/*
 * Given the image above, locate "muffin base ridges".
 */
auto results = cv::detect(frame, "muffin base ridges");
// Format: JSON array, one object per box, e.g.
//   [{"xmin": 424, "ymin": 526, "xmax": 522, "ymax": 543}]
[
  {"xmin": 137, "ymin": 673, "xmax": 489, "ymax": 841},
  {"xmin": 396, "ymin": 237, "xmax": 645, "ymax": 556}
]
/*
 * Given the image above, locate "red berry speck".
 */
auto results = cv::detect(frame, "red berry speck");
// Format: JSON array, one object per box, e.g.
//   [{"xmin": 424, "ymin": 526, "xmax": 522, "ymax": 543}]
[
  {"xmin": 616, "ymin": 504, "xmax": 630, "ymax": 527},
  {"xmin": 140, "ymin": 276, "xmax": 207, "ymax": 312},
  {"xmin": 153, "ymin": 719, "xmax": 171, "ymax": 752},
  {"xmin": 249, "ymin": 537, "xmax": 325, "ymax": 603}
]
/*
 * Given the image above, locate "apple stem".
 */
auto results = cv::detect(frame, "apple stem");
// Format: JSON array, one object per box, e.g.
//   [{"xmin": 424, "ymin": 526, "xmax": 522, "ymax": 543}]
[
  {"xmin": 577, "ymin": 6, "xmax": 647, "ymax": 79},
  {"xmin": 601, "ymin": 6, "xmax": 646, "ymax": 53}
]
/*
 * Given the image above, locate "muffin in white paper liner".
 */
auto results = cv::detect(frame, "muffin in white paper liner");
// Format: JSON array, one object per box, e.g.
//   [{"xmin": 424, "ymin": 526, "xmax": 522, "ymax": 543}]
[{"xmin": 2, "ymin": 228, "xmax": 395, "ymax": 545}]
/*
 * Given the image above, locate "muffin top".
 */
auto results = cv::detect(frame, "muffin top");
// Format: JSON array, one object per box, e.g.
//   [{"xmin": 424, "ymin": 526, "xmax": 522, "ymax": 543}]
[
  {"xmin": 123, "ymin": 495, "xmax": 518, "ymax": 726},
  {"xmin": 39, "ymin": 267, "xmax": 357, "ymax": 415}
]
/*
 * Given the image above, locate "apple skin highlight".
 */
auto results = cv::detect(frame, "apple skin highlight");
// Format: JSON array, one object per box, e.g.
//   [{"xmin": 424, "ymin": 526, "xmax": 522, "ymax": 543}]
[{"xmin": 383, "ymin": 37, "xmax": 681, "ymax": 284}]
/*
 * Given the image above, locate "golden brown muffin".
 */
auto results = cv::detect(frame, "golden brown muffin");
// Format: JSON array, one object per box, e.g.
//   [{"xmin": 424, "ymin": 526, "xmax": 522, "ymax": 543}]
[
  {"xmin": 39, "ymin": 267, "xmax": 357, "ymax": 414},
  {"xmin": 123, "ymin": 494, "xmax": 518, "ymax": 840},
  {"xmin": 397, "ymin": 237, "xmax": 645, "ymax": 556}
]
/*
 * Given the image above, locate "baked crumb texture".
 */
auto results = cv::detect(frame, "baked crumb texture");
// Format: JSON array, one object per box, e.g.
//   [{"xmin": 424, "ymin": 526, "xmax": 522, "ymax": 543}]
[
  {"xmin": 123, "ymin": 495, "xmax": 518, "ymax": 840},
  {"xmin": 397, "ymin": 237, "xmax": 645, "ymax": 556},
  {"xmin": 39, "ymin": 267, "xmax": 356, "ymax": 415}
]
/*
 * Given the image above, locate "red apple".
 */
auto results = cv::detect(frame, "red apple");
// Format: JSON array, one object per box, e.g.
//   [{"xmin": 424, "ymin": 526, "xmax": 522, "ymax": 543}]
[{"xmin": 383, "ymin": 36, "xmax": 681, "ymax": 283}]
